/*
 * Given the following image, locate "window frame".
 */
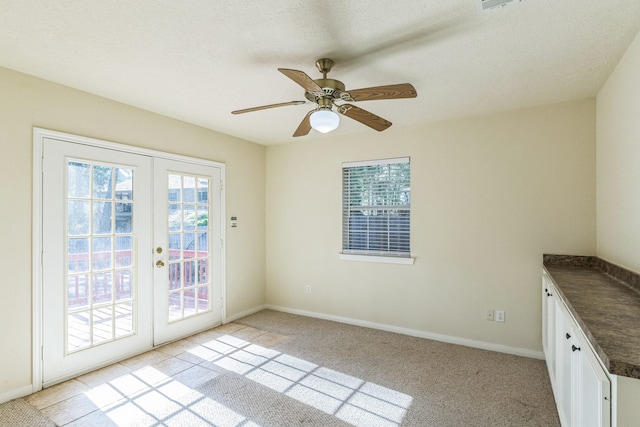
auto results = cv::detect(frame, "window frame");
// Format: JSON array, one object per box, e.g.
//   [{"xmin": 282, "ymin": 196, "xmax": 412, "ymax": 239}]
[{"xmin": 340, "ymin": 157, "xmax": 414, "ymax": 265}]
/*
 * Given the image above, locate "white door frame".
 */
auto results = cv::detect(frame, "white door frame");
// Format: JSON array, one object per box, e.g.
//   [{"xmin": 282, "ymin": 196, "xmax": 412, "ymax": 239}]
[{"xmin": 32, "ymin": 127, "xmax": 226, "ymax": 392}]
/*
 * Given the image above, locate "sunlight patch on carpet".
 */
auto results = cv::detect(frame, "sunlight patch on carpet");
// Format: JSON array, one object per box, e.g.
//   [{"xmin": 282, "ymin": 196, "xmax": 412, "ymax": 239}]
[
  {"xmin": 200, "ymin": 334, "xmax": 413, "ymax": 427},
  {"xmin": 75, "ymin": 328, "xmax": 413, "ymax": 426}
]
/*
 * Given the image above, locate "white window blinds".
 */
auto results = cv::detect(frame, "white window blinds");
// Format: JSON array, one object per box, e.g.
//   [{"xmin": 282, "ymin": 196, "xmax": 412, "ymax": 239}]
[{"xmin": 342, "ymin": 157, "xmax": 410, "ymax": 257}]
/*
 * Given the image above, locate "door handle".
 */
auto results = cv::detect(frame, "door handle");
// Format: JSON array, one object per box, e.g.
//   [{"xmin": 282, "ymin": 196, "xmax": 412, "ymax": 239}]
[{"xmin": 156, "ymin": 260, "xmax": 165, "ymax": 268}]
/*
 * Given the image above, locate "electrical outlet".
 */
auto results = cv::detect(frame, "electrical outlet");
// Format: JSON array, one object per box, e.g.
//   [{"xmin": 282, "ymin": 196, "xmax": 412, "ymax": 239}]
[
  {"xmin": 305, "ymin": 285, "xmax": 311, "ymax": 294},
  {"xmin": 486, "ymin": 308, "xmax": 494, "ymax": 321},
  {"xmin": 496, "ymin": 310, "xmax": 505, "ymax": 322}
]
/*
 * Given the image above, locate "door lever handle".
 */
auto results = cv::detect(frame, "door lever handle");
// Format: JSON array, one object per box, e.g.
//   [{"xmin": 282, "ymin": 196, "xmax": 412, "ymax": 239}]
[{"xmin": 156, "ymin": 260, "xmax": 165, "ymax": 268}]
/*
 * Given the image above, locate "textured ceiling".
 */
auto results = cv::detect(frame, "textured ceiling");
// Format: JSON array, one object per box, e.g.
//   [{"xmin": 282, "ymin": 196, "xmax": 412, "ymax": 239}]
[{"xmin": 1, "ymin": 0, "xmax": 640, "ymax": 145}]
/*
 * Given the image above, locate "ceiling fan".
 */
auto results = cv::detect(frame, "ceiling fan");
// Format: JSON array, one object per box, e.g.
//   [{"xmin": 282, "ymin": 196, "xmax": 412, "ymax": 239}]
[{"xmin": 231, "ymin": 58, "xmax": 417, "ymax": 137}]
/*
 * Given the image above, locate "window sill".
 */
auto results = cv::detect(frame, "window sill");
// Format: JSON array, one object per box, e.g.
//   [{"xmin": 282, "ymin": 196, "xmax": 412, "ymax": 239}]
[{"xmin": 338, "ymin": 253, "xmax": 415, "ymax": 265}]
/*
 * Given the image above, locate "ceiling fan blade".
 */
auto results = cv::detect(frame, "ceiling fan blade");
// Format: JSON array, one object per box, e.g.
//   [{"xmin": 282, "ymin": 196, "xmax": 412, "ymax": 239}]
[
  {"xmin": 278, "ymin": 68, "xmax": 324, "ymax": 95},
  {"xmin": 344, "ymin": 83, "xmax": 417, "ymax": 102},
  {"xmin": 293, "ymin": 111, "xmax": 313, "ymax": 137},
  {"xmin": 231, "ymin": 100, "xmax": 306, "ymax": 115},
  {"xmin": 337, "ymin": 104, "xmax": 392, "ymax": 131}
]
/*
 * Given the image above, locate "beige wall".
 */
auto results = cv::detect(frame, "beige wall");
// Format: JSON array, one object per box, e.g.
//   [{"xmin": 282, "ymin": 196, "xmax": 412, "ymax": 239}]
[
  {"xmin": 596, "ymin": 31, "xmax": 640, "ymax": 426},
  {"xmin": 266, "ymin": 99, "xmax": 596, "ymax": 354},
  {"xmin": 0, "ymin": 61, "xmax": 602, "ymax": 400},
  {"xmin": 597, "ymin": 31, "xmax": 640, "ymax": 272},
  {"xmin": 0, "ymin": 67, "xmax": 266, "ymax": 399}
]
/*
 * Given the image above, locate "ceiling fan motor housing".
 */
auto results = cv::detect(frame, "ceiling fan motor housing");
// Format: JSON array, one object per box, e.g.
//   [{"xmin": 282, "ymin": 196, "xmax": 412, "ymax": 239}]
[{"xmin": 305, "ymin": 78, "xmax": 346, "ymax": 102}]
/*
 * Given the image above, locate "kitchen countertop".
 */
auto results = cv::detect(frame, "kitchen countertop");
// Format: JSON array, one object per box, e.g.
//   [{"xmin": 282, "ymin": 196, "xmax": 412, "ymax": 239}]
[{"xmin": 543, "ymin": 255, "xmax": 640, "ymax": 379}]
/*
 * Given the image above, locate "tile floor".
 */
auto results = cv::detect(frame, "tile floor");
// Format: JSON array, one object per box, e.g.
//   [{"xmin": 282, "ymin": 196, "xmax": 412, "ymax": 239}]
[{"xmin": 25, "ymin": 323, "xmax": 290, "ymax": 426}]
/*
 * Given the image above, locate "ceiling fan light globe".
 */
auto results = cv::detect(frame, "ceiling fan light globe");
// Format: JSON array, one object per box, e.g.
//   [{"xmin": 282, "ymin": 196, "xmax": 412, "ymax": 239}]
[{"xmin": 310, "ymin": 109, "xmax": 339, "ymax": 133}]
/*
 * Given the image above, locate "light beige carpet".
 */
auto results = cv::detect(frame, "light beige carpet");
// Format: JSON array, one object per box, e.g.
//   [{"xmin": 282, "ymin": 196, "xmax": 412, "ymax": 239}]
[
  {"xmin": 3, "ymin": 309, "xmax": 560, "ymax": 426},
  {"xmin": 233, "ymin": 309, "xmax": 560, "ymax": 427},
  {"xmin": 0, "ymin": 398, "xmax": 57, "ymax": 426}
]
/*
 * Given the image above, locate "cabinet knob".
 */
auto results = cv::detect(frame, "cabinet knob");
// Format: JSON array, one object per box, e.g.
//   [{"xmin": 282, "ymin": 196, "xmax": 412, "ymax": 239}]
[
  {"xmin": 547, "ymin": 292, "xmax": 552, "ymax": 297},
  {"xmin": 565, "ymin": 333, "xmax": 571, "ymax": 340},
  {"xmin": 156, "ymin": 260, "xmax": 165, "ymax": 268},
  {"xmin": 572, "ymin": 345, "xmax": 581, "ymax": 352}
]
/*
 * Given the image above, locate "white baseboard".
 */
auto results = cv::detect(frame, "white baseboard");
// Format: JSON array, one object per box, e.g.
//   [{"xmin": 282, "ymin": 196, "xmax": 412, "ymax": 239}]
[
  {"xmin": 265, "ymin": 304, "xmax": 544, "ymax": 360},
  {"xmin": 225, "ymin": 304, "xmax": 267, "ymax": 323},
  {"xmin": 0, "ymin": 384, "xmax": 34, "ymax": 405}
]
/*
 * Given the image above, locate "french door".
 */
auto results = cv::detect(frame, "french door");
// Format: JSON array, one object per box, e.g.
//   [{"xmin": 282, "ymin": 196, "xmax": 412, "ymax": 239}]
[
  {"xmin": 153, "ymin": 158, "xmax": 222, "ymax": 344},
  {"xmin": 40, "ymin": 135, "xmax": 223, "ymax": 386}
]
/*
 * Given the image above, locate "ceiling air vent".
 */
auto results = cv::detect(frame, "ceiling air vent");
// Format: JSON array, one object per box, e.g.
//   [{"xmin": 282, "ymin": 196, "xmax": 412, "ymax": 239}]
[{"xmin": 477, "ymin": 0, "xmax": 517, "ymax": 11}]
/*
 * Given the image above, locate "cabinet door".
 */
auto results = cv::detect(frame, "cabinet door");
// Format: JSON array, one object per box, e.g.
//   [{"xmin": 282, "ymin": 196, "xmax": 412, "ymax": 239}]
[
  {"xmin": 573, "ymin": 336, "xmax": 611, "ymax": 427},
  {"xmin": 555, "ymin": 300, "xmax": 574, "ymax": 427},
  {"xmin": 543, "ymin": 274, "xmax": 557, "ymax": 382}
]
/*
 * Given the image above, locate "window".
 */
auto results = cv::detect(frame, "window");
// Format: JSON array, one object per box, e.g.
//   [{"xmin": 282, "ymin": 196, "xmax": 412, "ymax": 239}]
[{"xmin": 342, "ymin": 157, "xmax": 411, "ymax": 260}]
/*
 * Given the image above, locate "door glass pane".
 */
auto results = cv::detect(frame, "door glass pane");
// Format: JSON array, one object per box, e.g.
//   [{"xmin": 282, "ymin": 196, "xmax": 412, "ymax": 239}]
[
  {"xmin": 169, "ymin": 263, "xmax": 181, "ymax": 290},
  {"xmin": 168, "ymin": 174, "xmax": 182, "ymax": 202},
  {"xmin": 93, "ymin": 166, "xmax": 113, "ymax": 199},
  {"xmin": 183, "ymin": 233, "xmax": 195, "ymax": 259},
  {"xmin": 67, "ymin": 274, "xmax": 89, "ymax": 311},
  {"xmin": 198, "ymin": 285, "xmax": 209, "ymax": 311},
  {"xmin": 66, "ymin": 161, "xmax": 136, "ymax": 353},
  {"xmin": 184, "ymin": 291, "xmax": 196, "ymax": 317},
  {"xmin": 68, "ymin": 312, "xmax": 90, "ymax": 352},
  {"xmin": 168, "ymin": 233, "xmax": 181, "ymax": 260},
  {"xmin": 68, "ymin": 238, "xmax": 90, "ymax": 273},
  {"xmin": 92, "ymin": 272, "xmax": 112, "ymax": 304},
  {"xmin": 184, "ymin": 205, "xmax": 196, "ymax": 228},
  {"xmin": 92, "ymin": 237, "xmax": 112, "ymax": 270},
  {"xmin": 115, "ymin": 203, "xmax": 133, "ymax": 233},
  {"xmin": 183, "ymin": 176, "xmax": 196, "ymax": 202},
  {"xmin": 115, "ymin": 302, "xmax": 133, "ymax": 337},
  {"xmin": 168, "ymin": 292, "xmax": 182, "ymax": 322},
  {"xmin": 93, "ymin": 201, "xmax": 113, "ymax": 234},
  {"xmin": 197, "ymin": 206, "xmax": 208, "ymax": 227},
  {"xmin": 115, "ymin": 269, "xmax": 132, "ymax": 301},
  {"xmin": 115, "ymin": 168, "xmax": 133, "ymax": 200},
  {"xmin": 68, "ymin": 162, "xmax": 90, "ymax": 198},
  {"xmin": 93, "ymin": 307, "xmax": 114, "ymax": 344},
  {"xmin": 68, "ymin": 201, "xmax": 90, "ymax": 235},
  {"xmin": 168, "ymin": 205, "xmax": 182, "ymax": 232},
  {"xmin": 184, "ymin": 260, "xmax": 195, "ymax": 287},
  {"xmin": 166, "ymin": 173, "xmax": 211, "ymax": 322},
  {"xmin": 115, "ymin": 236, "xmax": 132, "ymax": 268},
  {"xmin": 198, "ymin": 259, "xmax": 208, "ymax": 285}
]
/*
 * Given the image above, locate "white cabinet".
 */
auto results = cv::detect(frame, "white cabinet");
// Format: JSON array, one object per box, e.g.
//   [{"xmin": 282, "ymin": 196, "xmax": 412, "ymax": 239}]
[
  {"xmin": 574, "ymin": 338, "xmax": 611, "ymax": 427},
  {"xmin": 542, "ymin": 273, "xmax": 556, "ymax": 384},
  {"xmin": 542, "ymin": 273, "xmax": 611, "ymax": 427}
]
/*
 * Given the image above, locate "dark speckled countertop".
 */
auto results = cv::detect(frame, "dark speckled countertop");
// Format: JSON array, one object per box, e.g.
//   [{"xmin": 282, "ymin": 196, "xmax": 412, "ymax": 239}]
[{"xmin": 543, "ymin": 254, "xmax": 640, "ymax": 379}]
